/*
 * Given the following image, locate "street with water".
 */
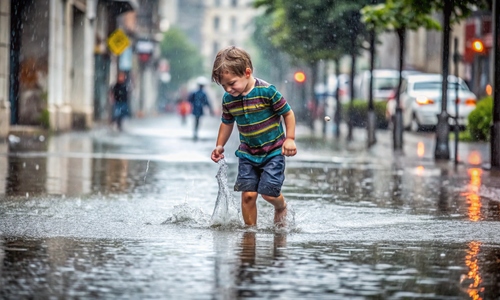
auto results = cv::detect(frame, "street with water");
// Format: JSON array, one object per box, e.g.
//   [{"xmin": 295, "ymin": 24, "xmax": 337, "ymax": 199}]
[{"xmin": 1, "ymin": 113, "xmax": 500, "ymax": 299}]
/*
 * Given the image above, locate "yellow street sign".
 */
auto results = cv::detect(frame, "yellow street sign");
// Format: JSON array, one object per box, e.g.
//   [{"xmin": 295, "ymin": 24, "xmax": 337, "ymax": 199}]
[{"xmin": 107, "ymin": 29, "xmax": 130, "ymax": 56}]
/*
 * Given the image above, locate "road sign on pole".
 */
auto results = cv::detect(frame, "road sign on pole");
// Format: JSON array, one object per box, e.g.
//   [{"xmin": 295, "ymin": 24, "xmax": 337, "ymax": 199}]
[{"xmin": 107, "ymin": 29, "xmax": 130, "ymax": 56}]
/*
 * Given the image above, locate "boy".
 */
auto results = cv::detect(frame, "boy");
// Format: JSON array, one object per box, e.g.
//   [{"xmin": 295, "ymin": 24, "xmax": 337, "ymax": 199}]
[{"xmin": 210, "ymin": 46, "xmax": 297, "ymax": 227}]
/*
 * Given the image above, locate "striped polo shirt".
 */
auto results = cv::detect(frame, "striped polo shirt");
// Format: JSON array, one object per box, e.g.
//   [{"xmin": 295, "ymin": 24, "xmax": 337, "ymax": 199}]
[{"xmin": 221, "ymin": 78, "xmax": 291, "ymax": 164}]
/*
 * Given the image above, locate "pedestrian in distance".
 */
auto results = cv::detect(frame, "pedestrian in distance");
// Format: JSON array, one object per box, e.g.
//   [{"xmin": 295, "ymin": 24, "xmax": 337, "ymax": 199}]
[
  {"xmin": 110, "ymin": 71, "xmax": 130, "ymax": 131},
  {"xmin": 176, "ymin": 92, "xmax": 191, "ymax": 125},
  {"xmin": 210, "ymin": 46, "xmax": 297, "ymax": 228},
  {"xmin": 188, "ymin": 76, "xmax": 213, "ymax": 140}
]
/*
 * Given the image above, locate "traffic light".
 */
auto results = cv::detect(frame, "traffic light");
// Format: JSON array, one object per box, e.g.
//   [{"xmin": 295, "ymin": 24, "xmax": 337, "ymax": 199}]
[
  {"xmin": 294, "ymin": 71, "xmax": 306, "ymax": 83},
  {"xmin": 471, "ymin": 39, "xmax": 484, "ymax": 53}
]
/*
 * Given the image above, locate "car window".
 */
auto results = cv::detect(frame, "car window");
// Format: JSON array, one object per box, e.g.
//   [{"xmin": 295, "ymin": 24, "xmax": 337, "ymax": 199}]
[
  {"xmin": 413, "ymin": 81, "xmax": 468, "ymax": 91},
  {"xmin": 373, "ymin": 77, "xmax": 399, "ymax": 90}
]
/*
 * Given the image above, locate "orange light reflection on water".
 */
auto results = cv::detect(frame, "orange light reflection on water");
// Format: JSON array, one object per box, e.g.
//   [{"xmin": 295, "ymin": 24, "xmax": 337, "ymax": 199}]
[
  {"xmin": 417, "ymin": 142, "xmax": 425, "ymax": 157},
  {"xmin": 416, "ymin": 165, "xmax": 425, "ymax": 176},
  {"xmin": 468, "ymin": 151, "xmax": 482, "ymax": 165},
  {"xmin": 462, "ymin": 241, "xmax": 483, "ymax": 300},
  {"xmin": 465, "ymin": 168, "xmax": 482, "ymax": 222}
]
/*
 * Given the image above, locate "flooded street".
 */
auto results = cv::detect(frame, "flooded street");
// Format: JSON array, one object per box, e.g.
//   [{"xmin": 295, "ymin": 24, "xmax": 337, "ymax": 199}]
[{"xmin": 1, "ymin": 114, "xmax": 500, "ymax": 299}]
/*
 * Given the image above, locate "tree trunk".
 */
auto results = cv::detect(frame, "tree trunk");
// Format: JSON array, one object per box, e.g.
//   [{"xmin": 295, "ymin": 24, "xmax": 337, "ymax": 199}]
[
  {"xmin": 334, "ymin": 58, "xmax": 341, "ymax": 138},
  {"xmin": 434, "ymin": 0, "xmax": 452, "ymax": 160},
  {"xmin": 367, "ymin": 28, "xmax": 376, "ymax": 147},
  {"xmin": 347, "ymin": 53, "xmax": 356, "ymax": 141},
  {"xmin": 393, "ymin": 28, "xmax": 405, "ymax": 151}
]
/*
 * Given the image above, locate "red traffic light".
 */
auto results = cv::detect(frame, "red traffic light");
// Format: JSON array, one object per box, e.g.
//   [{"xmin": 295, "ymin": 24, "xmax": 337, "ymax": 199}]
[{"xmin": 294, "ymin": 71, "xmax": 306, "ymax": 83}]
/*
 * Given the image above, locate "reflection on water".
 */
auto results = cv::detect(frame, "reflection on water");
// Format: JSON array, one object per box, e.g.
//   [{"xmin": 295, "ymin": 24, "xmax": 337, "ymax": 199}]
[
  {"xmin": 417, "ymin": 141, "xmax": 425, "ymax": 157},
  {"xmin": 462, "ymin": 241, "xmax": 483, "ymax": 300},
  {"xmin": 468, "ymin": 151, "xmax": 482, "ymax": 166},
  {"xmin": 3, "ymin": 235, "xmax": 498, "ymax": 298},
  {"xmin": 466, "ymin": 168, "xmax": 482, "ymax": 222},
  {"xmin": 415, "ymin": 165, "xmax": 425, "ymax": 176},
  {"xmin": 1, "ymin": 121, "xmax": 500, "ymax": 298},
  {"xmin": 105, "ymin": 159, "xmax": 129, "ymax": 192}
]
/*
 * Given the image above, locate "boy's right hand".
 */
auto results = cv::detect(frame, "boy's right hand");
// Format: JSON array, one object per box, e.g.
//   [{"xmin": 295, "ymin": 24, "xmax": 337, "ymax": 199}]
[{"xmin": 211, "ymin": 145, "xmax": 225, "ymax": 162}]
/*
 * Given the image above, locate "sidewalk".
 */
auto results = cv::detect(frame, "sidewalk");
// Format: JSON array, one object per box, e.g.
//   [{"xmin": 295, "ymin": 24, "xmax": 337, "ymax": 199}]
[
  {"xmin": 2, "ymin": 113, "xmax": 500, "ymax": 187},
  {"xmin": 296, "ymin": 118, "xmax": 491, "ymax": 165}
]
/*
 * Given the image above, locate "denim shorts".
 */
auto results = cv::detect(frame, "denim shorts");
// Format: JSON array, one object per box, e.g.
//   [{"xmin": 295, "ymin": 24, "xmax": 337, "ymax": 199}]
[{"xmin": 234, "ymin": 155, "xmax": 285, "ymax": 197}]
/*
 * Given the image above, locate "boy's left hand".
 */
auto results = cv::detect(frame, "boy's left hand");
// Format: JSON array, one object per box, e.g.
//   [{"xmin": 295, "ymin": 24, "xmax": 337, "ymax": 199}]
[{"xmin": 282, "ymin": 138, "xmax": 297, "ymax": 157}]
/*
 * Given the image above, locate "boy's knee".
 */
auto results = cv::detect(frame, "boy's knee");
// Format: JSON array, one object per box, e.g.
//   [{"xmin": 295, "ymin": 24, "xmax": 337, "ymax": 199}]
[
  {"xmin": 242, "ymin": 192, "xmax": 258, "ymax": 204},
  {"xmin": 261, "ymin": 194, "xmax": 278, "ymax": 202}
]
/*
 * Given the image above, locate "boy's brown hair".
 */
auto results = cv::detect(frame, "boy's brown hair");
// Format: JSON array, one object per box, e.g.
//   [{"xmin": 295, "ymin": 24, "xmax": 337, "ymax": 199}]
[{"xmin": 211, "ymin": 46, "xmax": 253, "ymax": 84}]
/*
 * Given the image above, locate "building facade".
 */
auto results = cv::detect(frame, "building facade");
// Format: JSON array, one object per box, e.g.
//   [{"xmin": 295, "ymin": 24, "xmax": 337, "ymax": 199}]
[{"xmin": 0, "ymin": 0, "xmax": 139, "ymax": 138}]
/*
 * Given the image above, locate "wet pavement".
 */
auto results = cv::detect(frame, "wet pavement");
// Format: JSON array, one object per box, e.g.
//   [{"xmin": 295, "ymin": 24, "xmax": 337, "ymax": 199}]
[{"xmin": 1, "ymin": 113, "xmax": 500, "ymax": 299}]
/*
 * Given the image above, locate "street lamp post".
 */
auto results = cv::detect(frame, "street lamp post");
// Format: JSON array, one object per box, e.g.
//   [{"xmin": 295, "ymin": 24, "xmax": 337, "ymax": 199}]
[
  {"xmin": 491, "ymin": 0, "xmax": 500, "ymax": 169},
  {"xmin": 453, "ymin": 37, "xmax": 461, "ymax": 165}
]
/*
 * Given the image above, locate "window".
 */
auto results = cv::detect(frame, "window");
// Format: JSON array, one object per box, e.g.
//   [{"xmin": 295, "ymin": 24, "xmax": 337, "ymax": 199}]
[
  {"xmin": 215, "ymin": 0, "xmax": 221, "ymax": 6},
  {"xmin": 232, "ymin": 0, "xmax": 238, "ymax": 7},
  {"xmin": 413, "ymin": 81, "xmax": 468, "ymax": 91},
  {"xmin": 231, "ymin": 17, "xmax": 237, "ymax": 29},
  {"xmin": 373, "ymin": 77, "xmax": 399, "ymax": 91},
  {"xmin": 213, "ymin": 16, "xmax": 220, "ymax": 31}
]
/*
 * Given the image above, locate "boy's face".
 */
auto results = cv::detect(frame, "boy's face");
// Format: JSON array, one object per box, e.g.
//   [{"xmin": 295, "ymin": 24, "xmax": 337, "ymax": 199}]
[{"xmin": 219, "ymin": 68, "xmax": 253, "ymax": 97}]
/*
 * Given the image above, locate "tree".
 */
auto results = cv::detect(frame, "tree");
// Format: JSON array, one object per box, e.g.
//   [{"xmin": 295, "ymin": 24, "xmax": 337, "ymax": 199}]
[
  {"xmin": 251, "ymin": 14, "xmax": 289, "ymax": 88},
  {"xmin": 254, "ymin": 0, "xmax": 372, "ymax": 132},
  {"xmin": 361, "ymin": 0, "xmax": 441, "ymax": 151},
  {"xmin": 159, "ymin": 27, "xmax": 204, "ymax": 102},
  {"xmin": 427, "ymin": 0, "xmax": 490, "ymax": 160},
  {"xmin": 362, "ymin": 0, "xmax": 491, "ymax": 158}
]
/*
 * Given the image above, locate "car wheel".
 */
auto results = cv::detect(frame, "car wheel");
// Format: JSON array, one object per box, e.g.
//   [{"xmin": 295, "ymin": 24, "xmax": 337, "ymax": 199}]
[{"xmin": 410, "ymin": 114, "xmax": 421, "ymax": 132}]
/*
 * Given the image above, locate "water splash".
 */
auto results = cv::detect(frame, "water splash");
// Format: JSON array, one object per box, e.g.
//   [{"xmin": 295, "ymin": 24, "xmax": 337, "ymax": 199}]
[
  {"xmin": 144, "ymin": 160, "xmax": 150, "ymax": 181},
  {"xmin": 161, "ymin": 203, "xmax": 210, "ymax": 227},
  {"xmin": 210, "ymin": 159, "xmax": 242, "ymax": 228}
]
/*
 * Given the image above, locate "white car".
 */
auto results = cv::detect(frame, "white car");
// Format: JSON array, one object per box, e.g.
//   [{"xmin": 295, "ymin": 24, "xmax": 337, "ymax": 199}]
[
  {"xmin": 386, "ymin": 74, "xmax": 477, "ymax": 131},
  {"xmin": 355, "ymin": 69, "xmax": 401, "ymax": 101}
]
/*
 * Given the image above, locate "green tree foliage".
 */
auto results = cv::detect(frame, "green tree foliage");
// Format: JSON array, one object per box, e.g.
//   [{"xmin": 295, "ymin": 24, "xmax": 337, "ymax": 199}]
[
  {"xmin": 361, "ymin": 0, "xmax": 441, "ymax": 32},
  {"xmin": 417, "ymin": 0, "xmax": 491, "ymax": 23},
  {"xmin": 360, "ymin": 0, "xmax": 442, "ymax": 92},
  {"xmin": 159, "ymin": 27, "xmax": 203, "ymax": 96},
  {"xmin": 254, "ymin": 0, "xmax": 372, "ymax": 62},
  {"xmin": 253, "ymin": 0, "xmax": 373, "ymax": 127},
  {"xmin": 251, "ymin": 14, "xmax": 289, "ymax": 84}
]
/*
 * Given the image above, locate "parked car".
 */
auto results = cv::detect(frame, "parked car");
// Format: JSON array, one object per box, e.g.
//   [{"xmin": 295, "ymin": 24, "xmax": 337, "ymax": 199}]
[
  {"xmin": 386, "ymin": 74, "xmax": 477, "ymax": 131},
  {"xmin": 355, "ymin": 69, "xmax": 401, "ymax": 101}
]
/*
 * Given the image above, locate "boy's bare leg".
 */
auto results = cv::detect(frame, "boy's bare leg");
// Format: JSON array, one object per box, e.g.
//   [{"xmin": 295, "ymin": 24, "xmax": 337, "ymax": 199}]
[
  {"xmin": 262, "ymin": 194, "xmax": 287, "ymax": 225},
  {"xmin": 241, "ymin": 191, "xmax": 258, "ymax": 226}
]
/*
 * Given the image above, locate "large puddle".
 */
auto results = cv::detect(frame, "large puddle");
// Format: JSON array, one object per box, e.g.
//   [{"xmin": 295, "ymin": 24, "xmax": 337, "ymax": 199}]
[{"xmin": 1, "ymin": 116, "xmax": 500, "ymax": 298}]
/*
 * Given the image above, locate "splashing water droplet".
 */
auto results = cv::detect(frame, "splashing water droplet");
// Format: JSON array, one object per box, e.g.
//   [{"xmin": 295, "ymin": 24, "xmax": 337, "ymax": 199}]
[{"xmin": 210, "ymin": 159, "xmax": 241, "ymax": 228}]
